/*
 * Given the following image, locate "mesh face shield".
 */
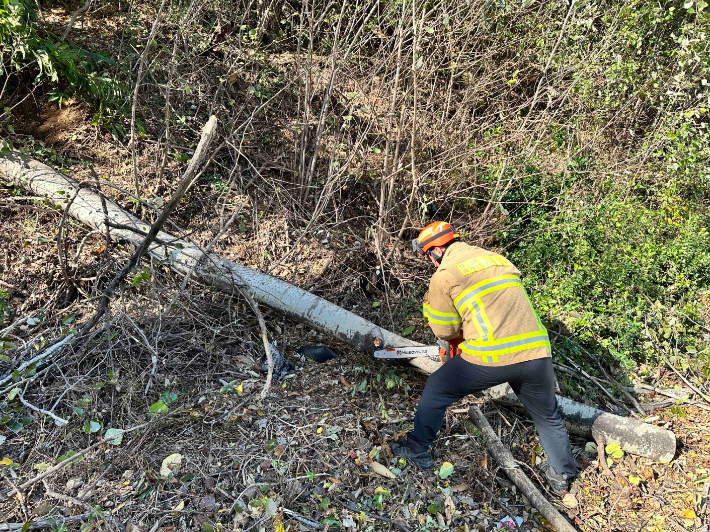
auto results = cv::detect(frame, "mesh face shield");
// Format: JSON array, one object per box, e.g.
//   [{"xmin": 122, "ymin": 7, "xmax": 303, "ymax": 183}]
[{"xmin": 412, "ymin": 238, "xmax": 425, "ymax": 257}]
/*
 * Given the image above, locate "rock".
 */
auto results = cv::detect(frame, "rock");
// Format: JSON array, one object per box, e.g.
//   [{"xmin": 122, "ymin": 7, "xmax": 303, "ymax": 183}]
[
  {"xmin": 77, "ymin": 487, "xmax": 94, "ymax": 500},
  {"xmin": 65, "ymin": 478, "xmax": 83, "ymax": 491}
]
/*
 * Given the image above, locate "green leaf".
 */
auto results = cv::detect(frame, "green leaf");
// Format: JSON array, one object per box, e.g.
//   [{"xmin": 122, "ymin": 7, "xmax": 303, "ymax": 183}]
[
  {"xmin": 7, "ymin": 387, "xmax": 20, "ymax": 401},
  {"xmin": 104, "ymin": 428, "xmax": 123, "ymax": 445},
  {"xmin": 438, "ymin": 461, "xmax": 454, "ymax": 479},
  {"xmin": 698, "ymin": 0, "xmax": 708, "ymax": 10},
  {"xmin": 605, "ymin": 442, "xmax": 624, "ymax": 458},
  {"xmin": 83, "ymin": 420, "xmax": 101, "ymax": 434},
  {"xmin": 57, "ymin": 450, "xmax": 81, "ymax": 463},
  {"xmin": 149, "ymin": 400, "xmax": 168, "ymax": 414},
  {"xmin": 401, "ymin": 325, "xmax": 415, "ymax": 337},
  {"xmin": 201, "ymin": 523, "xmax": 214, "ymax": 532},
  {"xmin": 424, "ymin": 26, "xmax": 434, "ymax": 33}
]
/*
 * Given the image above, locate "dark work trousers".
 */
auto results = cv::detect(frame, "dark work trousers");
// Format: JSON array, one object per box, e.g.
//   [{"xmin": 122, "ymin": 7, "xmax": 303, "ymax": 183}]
[{"xmin": 409, "ymin": 355, "xmax": 577, "ymax": 478}]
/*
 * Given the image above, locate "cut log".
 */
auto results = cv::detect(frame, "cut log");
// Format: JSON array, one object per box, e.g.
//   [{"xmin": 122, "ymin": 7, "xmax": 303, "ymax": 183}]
[
  {"xmin": 0, "ymin": 152, "xmax": 676, "ymax": 463},
  {"xmin": 468, "ymin": 405, "xmax": 577, "ymax": 532},
  {"xmin": 485, "ymin": 384, "xmax": 676, "ymax": 463}
]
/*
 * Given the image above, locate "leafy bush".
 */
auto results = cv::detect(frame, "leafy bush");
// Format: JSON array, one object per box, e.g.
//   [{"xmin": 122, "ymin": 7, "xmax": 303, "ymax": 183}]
[
  {"xmin": 0, "ymin": 0, "xmax": 126, "ymax": 110},
  {"xmin": 502, "ymin": 188, "xmax": 710, "ymax": 370}
]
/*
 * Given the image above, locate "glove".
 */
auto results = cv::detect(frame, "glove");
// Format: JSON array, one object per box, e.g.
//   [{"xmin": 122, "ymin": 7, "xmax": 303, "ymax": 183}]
[{"xmin": 438, "ymin": 332, "xmax": 463, "ymax": 364}]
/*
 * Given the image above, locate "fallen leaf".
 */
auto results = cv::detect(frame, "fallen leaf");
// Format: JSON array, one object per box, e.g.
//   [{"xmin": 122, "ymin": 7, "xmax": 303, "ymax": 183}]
[
  {"xmin": 628, "ymin": 475, "xmax": 641, "ymax": 486},
  {"xmin": 562, "ymin": 493, "xmax": 578, "ymax": 509},
  {"xmin": 160, "ymin": 453, "xmax": 183, "ymax": 477},
  {"xmin": 339, "ymin": 376, "xmax": 352, "ymax": 388},
  {"xmin": 0, "ymin": 457, "xmax": 13, "ymax": 466},
  {"xmin": 274, "ymin": 446, "xmax": 284, "ymax": 458},
  {"xmin": 444, "ymin": 493, "xmax": 456, "ymax": 522},
  {"xmin": 317, "ymin": 427, "xmax": 324, "ymax": 434},
  {"xmin": 369, "ymin": 461, "xmax": 396, "ymax": 478},
  {"xmin": 105, "ymin": 428, "xmax": 124, "ymax": 445},
  {"xmin": 605, "ymin": 442, "xmax": 624, "ymax": 458},
  {"xmin": 682, "ymin": 509, "xmax": 697, "ymax": 519},
  {"xmin": 172, "ymin": 500, "xmax": 185, "ymax": 512},
  {"xmin": 374, "ymin": 486, "xmax": 391, "ymax": 497},
  {"xmin": 439, "ymin": 462, "xmax": 454, "ymax": 479}
]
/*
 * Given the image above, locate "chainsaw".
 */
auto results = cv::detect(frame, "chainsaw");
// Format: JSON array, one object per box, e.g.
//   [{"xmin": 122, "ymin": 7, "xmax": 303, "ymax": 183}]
[
  {"xmin": 375, "ymin": 337, "xmax": 464, "ymax": 363},
  {"xmin": 373, "ymin": 345, "xmax": 440, "ymax": 360}
]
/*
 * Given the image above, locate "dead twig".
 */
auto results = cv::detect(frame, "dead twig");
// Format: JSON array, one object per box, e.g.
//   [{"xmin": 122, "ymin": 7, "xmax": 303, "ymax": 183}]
[
  {"xmin": 61, "ymin": 0, "xmax": 92, "ymax": 41},
  {"xmin": 3, "ymin": 421, "xmax": 148, "ymax": 498},
  {"xmin": 334, "ymin": 499, "xmax": 411, "ymax": 532},
  {"xmin": 129, "ymin": 0, "xmax": 169, "ymax": 207},
  {"xmin": 662, "ymin": 354, "xmax": 710, "ymax": 406},
  {"xmin": 468, "ymin": 406, "xmax": 577, "ymax": 532},
  {"xmin": 0, "ymin": 513, "xmax": 95, "ymax": 531}
]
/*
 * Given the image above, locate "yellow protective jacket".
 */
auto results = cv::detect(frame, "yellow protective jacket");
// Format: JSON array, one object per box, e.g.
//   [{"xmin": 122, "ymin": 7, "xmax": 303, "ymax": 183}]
[{"xmin": 422, "ymin": 242, "xmax": 550, "ymax": 366}]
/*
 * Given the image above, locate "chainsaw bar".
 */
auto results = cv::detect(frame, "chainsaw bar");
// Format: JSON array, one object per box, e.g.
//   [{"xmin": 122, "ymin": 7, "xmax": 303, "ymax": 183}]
[{"xmin": 374, "ymin": 346, "xmax": 439, "ymax": 359}]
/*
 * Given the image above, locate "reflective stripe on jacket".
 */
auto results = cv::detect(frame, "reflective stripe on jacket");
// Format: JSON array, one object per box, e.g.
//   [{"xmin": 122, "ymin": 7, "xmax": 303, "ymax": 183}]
[{"xmin": 422, "ymin": 242, "xmax": 550, "ymax": 366}]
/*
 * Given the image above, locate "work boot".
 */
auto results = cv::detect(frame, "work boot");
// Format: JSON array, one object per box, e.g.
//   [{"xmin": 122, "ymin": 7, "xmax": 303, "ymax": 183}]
[
  {"xmin": 391, "ymin": 441, "xmax": 434, "ymax": 470},
  {"xmin": 540, "ymin": 461, "xmax": 572, "ymax": 495}
]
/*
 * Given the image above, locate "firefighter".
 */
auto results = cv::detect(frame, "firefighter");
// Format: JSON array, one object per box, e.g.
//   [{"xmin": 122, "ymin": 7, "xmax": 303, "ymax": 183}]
[{"xmin": 391, "ymin": 221, "xmax": 577, "ymax": 494}]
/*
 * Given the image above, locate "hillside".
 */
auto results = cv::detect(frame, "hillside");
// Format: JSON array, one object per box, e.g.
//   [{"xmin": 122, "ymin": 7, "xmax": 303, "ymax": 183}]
[{"xmin": 1, "ymin": 1, "xmax": 710, "ymax": 530}]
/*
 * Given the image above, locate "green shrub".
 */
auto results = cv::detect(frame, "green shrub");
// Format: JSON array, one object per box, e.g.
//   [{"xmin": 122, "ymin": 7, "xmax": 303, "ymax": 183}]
[
  {"xmin": 0, "ymin": 0, "xmax": 127, "ymax": 110},
  {"xmin": 501, "ymin": 190, "xmax": 710, "ymax": 369}
]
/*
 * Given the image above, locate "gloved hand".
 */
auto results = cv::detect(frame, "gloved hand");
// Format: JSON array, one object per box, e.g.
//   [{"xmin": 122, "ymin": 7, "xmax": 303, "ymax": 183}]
[{"xmin": 438, "ymin": 332, "xmax": 464, "ymax": 364}]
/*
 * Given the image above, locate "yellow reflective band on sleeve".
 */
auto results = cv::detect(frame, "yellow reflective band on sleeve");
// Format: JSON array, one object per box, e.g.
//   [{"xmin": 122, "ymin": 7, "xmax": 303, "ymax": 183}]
[
  {"xmin": 456, "ymin": 255, "xmax": 513, "ymax": 276},
  {"xmin": 422, "ymin": 304, "xmax": 462, "ymax": 326}
]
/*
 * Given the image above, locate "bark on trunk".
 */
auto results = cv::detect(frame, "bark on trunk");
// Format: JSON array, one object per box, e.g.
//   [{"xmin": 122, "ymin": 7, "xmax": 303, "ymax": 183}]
[{"xmin": 0, "ymin": 152, "xmax": 676, "ymax": 463}]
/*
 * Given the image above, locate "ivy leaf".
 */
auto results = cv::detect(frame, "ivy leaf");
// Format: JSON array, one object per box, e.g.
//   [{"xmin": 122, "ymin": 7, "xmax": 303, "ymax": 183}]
[
  {"xmin": 149, "ymin": 400, "xmax": 168, "ymax": 414},
  {"xmin": 104, "ymin": 428, "xmax": 124, "ymax": 446},
  {"xmin": 401, "ymin": 325, "xmax": 415, "ymax": 337}
]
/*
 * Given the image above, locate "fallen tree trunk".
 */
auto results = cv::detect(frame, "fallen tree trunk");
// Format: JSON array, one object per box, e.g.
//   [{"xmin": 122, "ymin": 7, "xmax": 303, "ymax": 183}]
[{"xmin": 0, "ymin": 152, "xmax": 676, "ymax": 462}]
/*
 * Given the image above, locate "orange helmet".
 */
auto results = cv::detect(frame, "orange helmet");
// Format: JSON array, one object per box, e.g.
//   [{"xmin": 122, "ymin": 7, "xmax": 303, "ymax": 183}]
[{"xmin": 412, "ymin": 221, "xmax": 460, "ymax": 257}]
